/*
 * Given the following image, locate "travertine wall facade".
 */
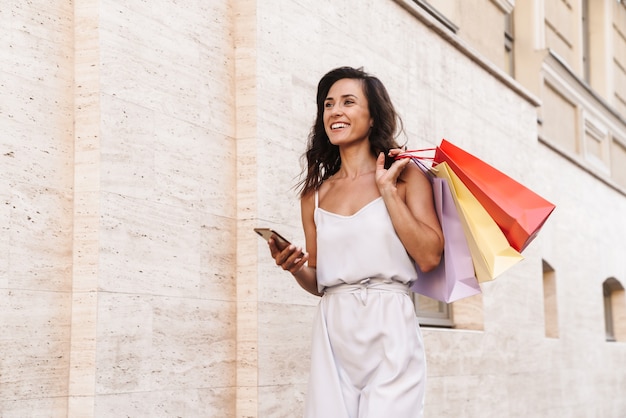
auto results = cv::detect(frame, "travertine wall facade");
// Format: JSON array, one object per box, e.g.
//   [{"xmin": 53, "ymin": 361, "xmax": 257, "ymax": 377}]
[
  {"xmin": 1, "ymin": 0, "xmax": 625, "ymax": 417},
  {"xmin": 1, "ymin": 0, "xmax": 75, "ymax": 415}
]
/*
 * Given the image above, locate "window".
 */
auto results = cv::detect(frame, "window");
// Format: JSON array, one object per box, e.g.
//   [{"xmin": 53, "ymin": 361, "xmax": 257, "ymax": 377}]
[
  {"xmin": 504, "ymin": 12, "xmax": 514, "ymax": 77},
  {"xmin": 582, "ymin": 0, "xmax": 590, "ymax": 82},
  {"xmin": 543, "ymin": 260, "xmax": 559, "ymax": 338},
  {"xmin": 414, "ymin": 291, "xmax": 484, "ymax": 329},
  {"xmin": 414, "ymin": 294, "xmax": 454, "ymax": 327},
  {"xmin": 610, "ymin": 137, "xmax": 626, "ymax": 190},
  {"xmin": 603, "ymin": 277, "xmax": 625, "ymax": 342}
]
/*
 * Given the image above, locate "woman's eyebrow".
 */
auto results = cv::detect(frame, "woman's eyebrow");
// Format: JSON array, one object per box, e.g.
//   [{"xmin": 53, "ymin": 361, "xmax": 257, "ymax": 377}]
[{"xmin": 325, "ymin": 94, "xmax": 358, "ymax": 101}]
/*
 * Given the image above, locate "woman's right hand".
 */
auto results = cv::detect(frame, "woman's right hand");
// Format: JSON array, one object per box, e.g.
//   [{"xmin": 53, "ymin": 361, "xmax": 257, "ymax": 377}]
[{"xmin": 269, "ymin": 238, "xmax": 308, "ymax": 275}]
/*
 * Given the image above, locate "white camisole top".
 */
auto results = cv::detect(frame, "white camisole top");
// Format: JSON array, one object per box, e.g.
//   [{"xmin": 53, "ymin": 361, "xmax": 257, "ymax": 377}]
[{"xmin": 314, "ymin": 191, "xmax": 418, "ymax": 293}]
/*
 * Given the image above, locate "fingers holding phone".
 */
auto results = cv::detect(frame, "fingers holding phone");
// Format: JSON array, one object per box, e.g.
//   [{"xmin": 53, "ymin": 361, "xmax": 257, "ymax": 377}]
[
  {"xmin": 255, "ymin": 228, "xmax": 307, "ymax": 273},
  {"xmin": 271, "ymin": 239, "xmax": 307, "ymax": 274}
]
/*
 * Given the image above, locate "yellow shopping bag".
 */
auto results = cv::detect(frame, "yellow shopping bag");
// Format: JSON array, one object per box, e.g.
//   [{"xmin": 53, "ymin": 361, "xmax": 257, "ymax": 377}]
[{"xmin": 434, "ymin": 162, "xmax": 523, "ymax": 282}]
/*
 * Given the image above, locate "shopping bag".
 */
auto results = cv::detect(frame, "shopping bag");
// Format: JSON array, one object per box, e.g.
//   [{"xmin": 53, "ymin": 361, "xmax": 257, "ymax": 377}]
[
  {"xmin": 410, "ymin": 159, "xmax": 480, "ymax": 302},
  {"xmin": 434, "ymin": 161, "xmax": 524, "ymax": 282},
  {"xmin": 409, "ymin": 159, "xmax": 481, "ymax": 303},
  {"xmin": 435, "ymin": 139, "xmax": 556, "ymax": 252}
]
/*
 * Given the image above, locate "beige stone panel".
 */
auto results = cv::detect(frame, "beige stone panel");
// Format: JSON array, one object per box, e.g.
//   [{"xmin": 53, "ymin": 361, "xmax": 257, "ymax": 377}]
[
  {"xmin": 255, "ymin": 107, "xmax": 308, "ymax": 229},
  {"xmin": 256, "ymin": 256, "xmax": 320, "ymax": 307},
  {"xmin": 423, "ymin": 329, "xmax": 510, "ymax": 377},
  {"xmin": 67, "ymin": 290, "xmax": 98, "ymax": 393},
  {"xmin": 457, "ymin": 1, "xmax": 507, "ymax": 71},
  {"xmin": 511, "ymin": 1, "xmax": 549, "ymax": 95},
  {"xmin": 586, "ymin": 1, "xmax": 610, "ymax": 93},
  {"xmin": 0, "ymin": 80, "xmax": 73, "ymax": 189},
  {"xmin": 0, "ymin": 289, "xmax": 71, "ymax": 400},
  {"xmin": 503, "ymin": 369, "xmax": 565, "ymax": 417},
  {"xmin": 583, "ymin": 116, "xmax": 610, "ymax": 169},
  {"xmin": 258, "ymin": 383, "xmax": 307, "ymax": 418},
  {"xmin": 481, "ymin": 264, "xmax": 546, "ymax": 340},
  {"xmin": 544, "ymin": 0, "xmax": 575, "ymax": 47},
  {"xmin": 610, "ymin": 138, "xmax": 626, "ymax": 189},
  {"xmin": 257, "ymin": 302, "xmax": 314, "ymax": 387},
  {"xmin": 98, "ymin": 97, "xmax": 236, "ymax": 217},
  {"xmin": 95, "ymin": 293, "xmax": 154, "ymax": 394},
  {"xmin": 613, "ymin": 56, "xmax": 626, "ymax": 115},
  {"xmin": 451, "ymin": 293, "xmax": 484, "ymax": 331},
  {"xmin": 425, "ymin": 373, "xmax": 509, "ymax": 417},
  {"xmin": 612, "ymin": 23, "xmax": 626, "ymax": 74},
  {"xmin": 0, "ymin": 397, "xmax": 68, "ymax": 418},
  {"xmin": 149, "ymin": 297, "xmax": 236, "ymax": 390},
  {"xmin": 99, "ymin": 100, "xmax": 157, "ymax": 200},
  {"xmin": 3, "ymin": 1, "xmax": 72, "ymax": 44},
  {"xmin": 1, "ymin": 19, "xmax": 73, "ymax": 91},
  {"xmin": 5, "ymin": 185, "xmax": 73, "ymax": 288},
  {"xmin": 200, "ymin": 219, "xmax": 237, "ymax": 303},
  {"xmin": 95, "ymin": 387, "xmax": 235, "ymax": 417},
  {"xmin": 541, "ymin": 81, "xmax": 578, "ymax": 154},
  {"xmin": 95, "ymin": 293, "xmax": 235, "ymax": 394},
  {"xmin": 98, "ymin": 1, "xmax": 233, "ymax": 136},
  {"xmin": 257, "ymin": 302, "xmax": 312, "ymax": 416},
  {"xmin": 1, "ymin": 0, "xmax": 74, "ymax": 414},
  {"xmin": 153, "ymin": 122, "xmax": 236, "ymax": 218},
  {"xmin": 427, "ymin": 0, "xmax": 459, "ymax": 24},
  {"xmin": 98, "ymin": 193, "xmax": 235, "ymax": 300}
]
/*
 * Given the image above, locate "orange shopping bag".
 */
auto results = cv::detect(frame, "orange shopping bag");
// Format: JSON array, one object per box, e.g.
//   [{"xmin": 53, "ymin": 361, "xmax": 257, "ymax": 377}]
[{"xmin": 435, "ymin": 139, "xmax": 556, "ymax": 252}]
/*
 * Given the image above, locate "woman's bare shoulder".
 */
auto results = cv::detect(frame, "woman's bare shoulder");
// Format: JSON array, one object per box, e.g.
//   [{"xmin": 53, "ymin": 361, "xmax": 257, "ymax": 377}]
[{"xmin": 399, "ymin": 159, "xmax": 429, "ymax": 186}]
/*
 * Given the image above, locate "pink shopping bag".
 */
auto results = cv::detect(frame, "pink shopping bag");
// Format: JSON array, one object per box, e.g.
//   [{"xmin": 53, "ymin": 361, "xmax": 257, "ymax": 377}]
[{"xmin": 409, "ymin": 158, "xmax": 481, "ymax": 303}]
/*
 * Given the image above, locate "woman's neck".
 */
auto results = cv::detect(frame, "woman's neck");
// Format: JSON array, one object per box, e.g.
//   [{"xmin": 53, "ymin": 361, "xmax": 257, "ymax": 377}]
[{"xmin": 335, "ymin": 143, "xmax": 376, "ymax": 179}]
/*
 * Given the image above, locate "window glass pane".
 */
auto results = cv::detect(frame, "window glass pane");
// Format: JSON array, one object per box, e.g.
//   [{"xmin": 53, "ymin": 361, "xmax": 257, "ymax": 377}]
[
  {"xmin": 413, "ymin": 293, "xmax": 454, "ymax": 327},
  {"xmin": 543, "ymin": 260, "xmax": 559, "ymax": 338}
]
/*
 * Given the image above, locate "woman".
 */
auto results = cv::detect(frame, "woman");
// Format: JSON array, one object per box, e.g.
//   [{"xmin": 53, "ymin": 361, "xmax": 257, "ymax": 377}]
[{"xmin": 268, "ymin": 67, "xmax": 444, "ymax": 418}]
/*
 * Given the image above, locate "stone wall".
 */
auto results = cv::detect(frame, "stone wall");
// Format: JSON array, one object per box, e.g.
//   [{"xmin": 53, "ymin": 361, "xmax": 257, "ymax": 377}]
[{"xmin": 1, "ymin": 0, "xmax": 625, "ymax": 417}]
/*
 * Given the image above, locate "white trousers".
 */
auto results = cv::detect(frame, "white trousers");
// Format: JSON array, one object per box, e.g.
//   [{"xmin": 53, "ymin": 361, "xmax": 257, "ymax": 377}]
[{"xmin": 304, "ymin": 279, "xmax": 426, "ymax": 418}]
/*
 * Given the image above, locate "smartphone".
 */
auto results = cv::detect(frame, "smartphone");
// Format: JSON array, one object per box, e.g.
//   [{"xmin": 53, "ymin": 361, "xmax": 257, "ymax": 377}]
[{"xmin": 253, "ymin": 228, "xmax": 292, "ymax": 251}]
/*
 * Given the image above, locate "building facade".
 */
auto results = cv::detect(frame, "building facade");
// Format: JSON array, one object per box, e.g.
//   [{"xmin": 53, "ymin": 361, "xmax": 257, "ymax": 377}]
[{"xmin": 1, "ymin": 0, "xmax": 625, "ymax": 417}]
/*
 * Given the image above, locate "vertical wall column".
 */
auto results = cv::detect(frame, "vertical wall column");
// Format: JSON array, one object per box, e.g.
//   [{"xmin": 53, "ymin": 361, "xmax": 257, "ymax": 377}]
[
  {"xmin": 234, "ymin": 0, "xmax": 259, "ymax": 417},
  {"xmin": 68, "ymin": 1, "xmax": 100, "ymax": 416}
]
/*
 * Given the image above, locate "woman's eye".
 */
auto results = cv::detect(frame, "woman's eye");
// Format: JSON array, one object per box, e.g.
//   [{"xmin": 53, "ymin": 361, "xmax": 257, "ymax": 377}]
[
  {"xmin": 324, "ymin": 102, "xmax": 333, "ymax": 108},
  {"xmin": 344, "ymin": 100, "xmax": 354, "ymax": 105}
]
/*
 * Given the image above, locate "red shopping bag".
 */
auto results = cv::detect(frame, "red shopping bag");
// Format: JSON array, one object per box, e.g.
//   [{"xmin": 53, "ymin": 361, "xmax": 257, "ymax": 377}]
[
  {"xmin": 433, "ymin": 139, "xmax": 555, "ymax": 252},
  {"xmin": 409, "ymin": 158, "xmax": 481, "ymax": 302}
]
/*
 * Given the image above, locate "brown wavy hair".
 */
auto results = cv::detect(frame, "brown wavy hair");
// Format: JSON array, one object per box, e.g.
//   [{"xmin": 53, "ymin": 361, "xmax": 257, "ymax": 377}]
[{"xmin": 297, "ymin": 66, "xmax": 404, "ymax": 197}]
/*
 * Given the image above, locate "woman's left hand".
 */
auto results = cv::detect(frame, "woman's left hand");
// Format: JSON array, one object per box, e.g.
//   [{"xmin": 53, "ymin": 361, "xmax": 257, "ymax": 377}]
[{"xmin": 375, "ymin": 150, "xmax": 411, "ymax": 197}]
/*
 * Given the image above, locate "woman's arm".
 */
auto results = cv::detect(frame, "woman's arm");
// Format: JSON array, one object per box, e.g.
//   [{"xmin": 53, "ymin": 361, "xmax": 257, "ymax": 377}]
[
  {"xmin": 269, "ymin": 191, "xmax": 322, "ymax": 296},
  {"xmin": 375, "ymin": 152, "xmax": 444, "ymax": 272}
]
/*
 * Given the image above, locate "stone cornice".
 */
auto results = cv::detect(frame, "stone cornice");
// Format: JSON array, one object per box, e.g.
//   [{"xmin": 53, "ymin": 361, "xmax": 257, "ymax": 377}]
[
  {"xmin": 490, "ymin": 0, "xmax": 515, "ymax": 14},
  {"xmin": 393, "ymin": 0, "xmax": 540, "ymax": 107}
]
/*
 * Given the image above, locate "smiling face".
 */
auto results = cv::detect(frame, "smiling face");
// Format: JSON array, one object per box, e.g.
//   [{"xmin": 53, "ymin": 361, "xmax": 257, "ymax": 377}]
[{"xmin": 323, "ymin": 78, "xmax": 374, "ymax": 148}]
